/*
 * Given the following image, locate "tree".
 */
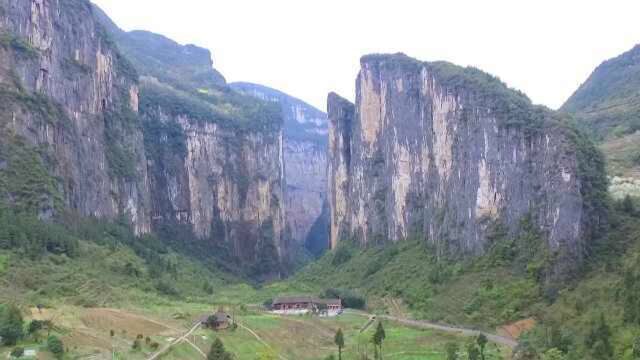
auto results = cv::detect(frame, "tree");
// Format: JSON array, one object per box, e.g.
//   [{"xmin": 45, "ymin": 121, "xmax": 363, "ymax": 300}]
[
  {"xmin": 47, "ymin": 335, "xmax": 64, "ymax": 359},
  {"xmin": 622, "ymin": 195, "xmax": 636, "ymax": 215},
  {"xmin": 0, "ymin": 305, "xmax": 24, "ymax": 346},
  {"xmin": 27, "ymin": 320, "xmax": 43, "ymax": 342},
  {"xmin": 445, "ymin": 342, "xmax": 459, "ymax": 360},
  {"xmin": 207, "ymin": 338, "xmax": 232, "ymax": 360},
  {"xmin": 335, "ymin": 328, "xmax": 345, "ymax": 360},
  {"xmin": 27, "ymin": 320, "xmax": 43, "ymax": 335},
  {"xmin": 372, "ymin": 322, "xmax": 386, "ymax": 359},
  {"xmin": 633, "ymin": 336, "xmax": 640, "ymax": 359},
  {"xmin": 132, "ymin": 338, "xmax": 142, "ymax": 350},
  {"xmin": 542, "ymin": 348, "xmax": 567, "ymax": 360},
  {"xmin": 476, "ymin": 334, "xmax": 488, "ymax": 360},
  {"xmin": 466, "ymin": 341, "xmax": 480, "ymax": 360},
  {"xmin": 512, "ymin": 339, "xmax": 539, "ymax": 360},
  {"xmin": 585, "ymin": 314, "xmax": 613, "ymax": 360},
  {"xmin": 10, "ymin": 347, "xmax": 24, "ymax": 358}
]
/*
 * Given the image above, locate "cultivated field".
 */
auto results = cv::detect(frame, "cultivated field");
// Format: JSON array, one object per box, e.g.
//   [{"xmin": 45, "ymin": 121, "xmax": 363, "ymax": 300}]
[{"xmin": 1, "ymin": 303, "xmax": 510, "ymax": 360}]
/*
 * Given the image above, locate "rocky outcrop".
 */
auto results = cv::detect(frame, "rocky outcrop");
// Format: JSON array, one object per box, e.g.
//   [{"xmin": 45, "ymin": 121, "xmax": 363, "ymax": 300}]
[
  {"xmin": 0, "ymin": 0, "xmax": 151, "ymax": 234},
  {"xmin": 328, "ymin": 54, "xmax": 607, "ymax": 277},
  {"xmin": 231, "ymin": 82, "xmax": 329, "ymax": 257},
  {"xmin": 0, "ymin": 0, "xmax": 288, "ymax": 274},
  {"xmin": 141, "ymin": 82, "xmax": 285, "ymax": 270},
  {"xmin": 111, "ymin": 28, "xmax": 288, "ymax": 271}
]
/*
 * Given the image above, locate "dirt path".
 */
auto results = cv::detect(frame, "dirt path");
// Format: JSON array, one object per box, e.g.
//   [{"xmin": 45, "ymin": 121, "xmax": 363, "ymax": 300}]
[
  {"xmin": 359, "ymin": 315, "xmax": 376, "ymax": 333},
  {"xmin": 236, "ymin": 321, "xmax": 288, "ymax": 360},
  {"xmin": 345, "ymin": 310, "xmax": 518, "ymax": 349},
  {"xmin": 184, "ymin": 338, "xmax": 207, "ymax": 358},
  {"xmin": 147, "ymin": 321, "xmax": 202, "ymax": 360}
]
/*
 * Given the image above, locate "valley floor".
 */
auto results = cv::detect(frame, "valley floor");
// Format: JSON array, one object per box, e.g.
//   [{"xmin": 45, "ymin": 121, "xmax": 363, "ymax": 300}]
[{"xmin": 0, "ymin": 302, "xmax": 510, "ymax": 360}]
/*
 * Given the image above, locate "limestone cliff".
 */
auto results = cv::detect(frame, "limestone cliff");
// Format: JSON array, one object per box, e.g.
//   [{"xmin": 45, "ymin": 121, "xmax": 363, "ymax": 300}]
[
  {"xmin": 328, "ymin": 54, "xmax": 608, "ymax": 278},
  {"xmin": 0, "ymin": 0, "xmax": 151, "ymax": 234},
  {"xmin": 0, "ymin": 0, "xmax": 287, "ymax": 275},
  {"xmin": 102, "ymin": 25, "xmax": 287, "ymax": 272},
  {"xmin": 230, "ymin": 82, "xmax": 329, "ymax": 257},
  {"xmin": 140, "ymin": 79, "xmax": 285, "ymax": 273}
]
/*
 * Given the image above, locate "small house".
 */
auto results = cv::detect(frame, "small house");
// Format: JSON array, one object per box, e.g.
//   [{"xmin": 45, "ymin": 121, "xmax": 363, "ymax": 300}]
[{"xmin": 203, "ymin": 310, "xmax": 231, "ymax": 330}]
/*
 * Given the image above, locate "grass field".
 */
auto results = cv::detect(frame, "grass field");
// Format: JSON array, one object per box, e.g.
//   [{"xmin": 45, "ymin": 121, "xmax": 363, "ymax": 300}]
[
  {"xmin": 0, "ymin": 303, "xmax": 510, "ymax": 360},
  {"xmin": 162, "ymin": 306, "xmax": 509, "ymax": 360}
]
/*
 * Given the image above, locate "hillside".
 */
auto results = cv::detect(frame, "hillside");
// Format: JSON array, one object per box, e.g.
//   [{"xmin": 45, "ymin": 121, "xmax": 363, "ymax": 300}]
[
  {"xmin": 562, "ymin": 44, "xmax": 640, "ymax": 140},
  {"xmin": 562, "ymin": 44, "xmax": 640, "ymax": 197}
]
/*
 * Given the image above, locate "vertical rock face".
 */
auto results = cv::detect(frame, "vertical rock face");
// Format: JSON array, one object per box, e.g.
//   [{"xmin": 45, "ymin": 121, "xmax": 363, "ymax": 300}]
[
  {"xmin": 0, "ymin": 0, "xmax": 151, "ymax": 234},
  {"xmin": 328, "ymin": 54, "xmax": 607, "ymax": 276},
  {"xmin": 327, "ymin": 93, "xmax": 354, "ymax": 250},
  {"xmin": 142, "ymin": 100, "xmax": 285, "ymax": 269},
  {"xmin": 0, "ymin": 0, "xmax": 288, "ymax": 273},
  {"xmin": 230, "ymin": 82, "xmax": 329, "ymax": 257},
  {"xmin": 110, "ymin": 25, "xmax": 288, "ymax": 271}
]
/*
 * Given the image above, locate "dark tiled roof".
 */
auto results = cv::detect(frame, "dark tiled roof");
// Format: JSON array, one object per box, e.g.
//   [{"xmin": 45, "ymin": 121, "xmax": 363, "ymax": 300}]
[
  {"xmin": 319, "ymin": 299, "xmax": 342, "ymax": 305},
  {"xmin": 273, "ymin": 296, "xmax": 314, "ymax": 305},
  {"xmin": 214, "ymin": 312, "xmax": 229, "ymax": 322},
  {"xmin": 272, "ymin": 296, "xmax": 341, "ymax": 306}
]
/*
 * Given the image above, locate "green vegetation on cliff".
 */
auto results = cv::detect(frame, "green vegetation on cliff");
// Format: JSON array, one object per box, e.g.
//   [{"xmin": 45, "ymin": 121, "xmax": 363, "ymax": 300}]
[
  {"xmin": 562, "ymin": 44, "xmax": 640, "ymax": 198},
  {"xmin": 361, "ymin": 53, "xmax": 561, "ymax": 132},
  {"xmin": 139, "ymin": 79, "xmax": 281, "ymax": 131},
  {"xmin": 0, "ymin": 131, "xmax": 62, "ymax": 215},
  {"xmin": 562, "ymin": 44, "xmax": 640, "ymax": 140}
]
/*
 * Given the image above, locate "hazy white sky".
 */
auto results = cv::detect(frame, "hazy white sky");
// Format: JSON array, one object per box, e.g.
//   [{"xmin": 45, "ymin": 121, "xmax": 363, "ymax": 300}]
[{"xmin": 92, "ymin": 0, "xmax": 640, "ymax": 111}]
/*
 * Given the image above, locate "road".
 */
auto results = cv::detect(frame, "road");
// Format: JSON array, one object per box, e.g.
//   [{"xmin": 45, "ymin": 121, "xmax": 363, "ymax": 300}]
[{"xmin": 345, "ymin": 310, "xmax": 519, "ymax": 348}]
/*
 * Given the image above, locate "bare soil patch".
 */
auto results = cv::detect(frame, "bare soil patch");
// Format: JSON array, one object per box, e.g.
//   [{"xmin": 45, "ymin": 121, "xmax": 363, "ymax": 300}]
[
  {"xmin": 497, "ymin": 318, "xmax": 536, "ymax": 339},
  {"xmin": 81, "ymin": 308, "xmax": 176, "ymax": 338}
]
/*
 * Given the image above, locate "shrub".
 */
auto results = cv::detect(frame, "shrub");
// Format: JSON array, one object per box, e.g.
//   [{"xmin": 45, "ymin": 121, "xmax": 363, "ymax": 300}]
[
  {"xmin": 445, "ymin": 342, "xmax": 459, "ymax": 360},
  {"xmin": 0, "ymin": 305, "xmax": 24, "ymax": 346},
  {"xmin": 10, "ymin": 347, "xmax": 24, "ymax": 358},
  {"xmin": 321, "ymin": 288, "xmax": 366, "ymax": 309},
  {"xmin": 47, "ymin": 335, "xmax": 64, "ymax": 359},
  {"xmin": 331, "ymin": 245, "xmax": 352, "ymax": 266},
  {"xmin": 27, "ymin": 320, "xmax": 43, "ymax": 335},
  {"xmin": 155, "ymin": 279, "xmax": 179, "ymax": 297}
]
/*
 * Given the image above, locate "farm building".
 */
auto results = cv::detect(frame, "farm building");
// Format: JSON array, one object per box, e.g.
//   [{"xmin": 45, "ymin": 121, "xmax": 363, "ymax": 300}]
[
  {"xmin": 203, "ymin": 310, "xmax": 231, "ymax": 330},
  {"xmin": 271, "ymin": 296, "xmax": 343, "ymax": 316}
]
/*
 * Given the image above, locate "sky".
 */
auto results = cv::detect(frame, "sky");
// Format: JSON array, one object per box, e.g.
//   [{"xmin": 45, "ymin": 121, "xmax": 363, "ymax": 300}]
[{"xmin": 91, "ymin": 0, "xmax": 640, "ymax": 112}]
